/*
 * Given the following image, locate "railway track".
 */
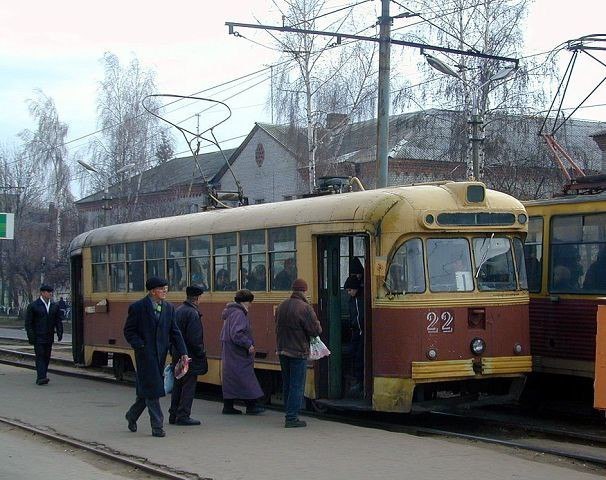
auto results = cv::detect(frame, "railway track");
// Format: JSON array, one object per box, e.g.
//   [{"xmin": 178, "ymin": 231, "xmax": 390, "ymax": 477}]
[
  {"xmin": 0, "ymin": 416, "xmax": 207, "ymax": 480},
  {"xmin": 1, "ymin": 341, "xmax": 605, "ymax": 472}
]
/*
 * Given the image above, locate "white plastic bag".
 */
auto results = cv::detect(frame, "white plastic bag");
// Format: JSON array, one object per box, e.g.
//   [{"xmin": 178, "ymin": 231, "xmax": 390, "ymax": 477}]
[
  {"xmin": 164, "ymin": 364, "xmax": 174, "ymax": 394},
  {"xmin": 309, "ymin": 336, "xmax": 331, "ymax": 360}
]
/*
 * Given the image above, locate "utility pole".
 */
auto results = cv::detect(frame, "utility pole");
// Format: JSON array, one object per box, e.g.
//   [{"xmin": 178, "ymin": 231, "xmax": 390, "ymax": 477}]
[{"xmin": 375, "ymin": 0, "xmax": 392, "ymax": 189}]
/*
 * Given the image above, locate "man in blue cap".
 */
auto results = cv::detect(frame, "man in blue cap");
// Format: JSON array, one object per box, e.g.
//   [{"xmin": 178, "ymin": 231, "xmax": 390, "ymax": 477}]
[
  {"xmin": 24, "ymin": 284, "xmax": 64, "ymax": 385},
  {"xmin": 124, "ymin": 276, "xmax": 189, "ymax": 437}
]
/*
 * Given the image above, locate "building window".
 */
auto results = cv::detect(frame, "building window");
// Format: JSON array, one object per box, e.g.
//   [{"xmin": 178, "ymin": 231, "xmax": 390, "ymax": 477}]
[
  {"xmin": 254, "ymin": 199, "xmax": 265, "ymax": 204},
  {"xmin": 255, "ymin": 143, "xmax": 265, "ymax": 167}
]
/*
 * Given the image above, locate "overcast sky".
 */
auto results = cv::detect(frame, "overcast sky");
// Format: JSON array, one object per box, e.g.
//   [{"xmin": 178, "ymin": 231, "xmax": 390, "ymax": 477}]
[{"xmin": 1, "ymin": 0, "xmax": 605, "ymax": 163}]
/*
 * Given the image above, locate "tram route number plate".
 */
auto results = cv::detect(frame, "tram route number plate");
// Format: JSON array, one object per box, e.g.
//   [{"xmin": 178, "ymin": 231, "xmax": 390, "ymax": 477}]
[{"xmin": 426, "ymin": 311, "xmax": 454, "ymax": 333}]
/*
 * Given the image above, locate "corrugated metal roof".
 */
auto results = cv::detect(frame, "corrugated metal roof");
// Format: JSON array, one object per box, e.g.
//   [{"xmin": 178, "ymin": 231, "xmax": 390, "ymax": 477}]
[{"xmin": 76, "ymin": 149, "xmax": 235, "ymax": 204}]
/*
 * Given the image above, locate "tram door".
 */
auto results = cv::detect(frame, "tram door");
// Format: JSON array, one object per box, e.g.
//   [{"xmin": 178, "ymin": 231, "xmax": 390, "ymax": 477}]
[
  {"xmin": 317, "ymin": 235, "xmax": 368, "ymax": 401},
  {"xmin": 70, "ymin": 253, "xmax": 84, "ymax": 364}
]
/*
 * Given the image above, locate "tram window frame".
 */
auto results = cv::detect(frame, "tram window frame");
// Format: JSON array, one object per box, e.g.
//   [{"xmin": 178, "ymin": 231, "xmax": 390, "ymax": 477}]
[
  {"xmin": 189, "ymin": 235, "xmax": 211, "ymax": 291},
  {"xmin": 145, "ymin": 240, "xmax": 166, "ymax": 280},
  {"xmin": 91, "ymin": 245, "xmax": 108, "ymax": 292},
  {"xmin": 513, "ymin": 237, "xmax": 529, "ymax": 290},
  {"xmin": 167, "ymin": 238, "xmax": 187, "ymax": 292},
  {"xmin": 241, "ymin": 230, "xmax": 267, "ymax": 291},
  {"xmin": 524, "ymin": 216, "xmax": 543, "ymax": 292},
  {"xmin": 427, "ymin": 238, "xmax": 474, "ymax": 292},
  {"xmin": 213, "ymin": 233, "xmax": 238, "ymax": 291},
  {"xmin": 386, "ymin": 238, "xmax": 426, "ymax": 294},
  {"xmin": 550, "ymin": 213, "xmax": 606, "ymax": 294},
  {"xmin": 269, "ymin": 227, "xmax": 297, "ymax": 291},
  {"xmin": 126, "ymin": 242, "xmax": 145, "ymax": 292},
  {"xmin": 109, "ymin": 244, "xmax": 127, "ymax": 292}
]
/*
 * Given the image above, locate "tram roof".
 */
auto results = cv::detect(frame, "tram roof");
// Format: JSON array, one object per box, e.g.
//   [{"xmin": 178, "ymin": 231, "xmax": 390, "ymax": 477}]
[
  {"xmin": 69, "ymin": 181, "xmax": 521, "ymax": 254},
  {"xmin": 524, "ymin": 189, "xmax": 606, "ymax": 207}
]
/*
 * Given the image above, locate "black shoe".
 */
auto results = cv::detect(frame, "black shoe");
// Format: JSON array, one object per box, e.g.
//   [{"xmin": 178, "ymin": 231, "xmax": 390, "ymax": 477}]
[
  {"xmin": 222, "ymin": 407, "xmax": 243, "ymax": 415},
  {"xmin": 152, "ymin": 428, "xmax": 166, "ymax": 437},
  {"xmin": 36, "ymin": 378, "xmax": 49, "ymax": 385},
  {"xmin": 246, "ymin": 406, "xmax": 265, "ymax": 415},
  {"xmin": 168, "ymin": 415, "xmax": 176, "ymax": 425},
  {"xmin": 285, "ymin": 419, "xmax": 307, "ymax": 428},
  {"xmin": 125, "ymin": 414, "xmax": 137, "ymax": 432},
  {"xmin": 175, "ymin": 417, "xmax": 201, "ymax": 426}
]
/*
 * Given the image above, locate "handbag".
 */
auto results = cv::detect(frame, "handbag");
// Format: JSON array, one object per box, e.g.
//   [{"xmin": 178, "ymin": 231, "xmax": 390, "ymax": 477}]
[
  {"xmin": 163, "ymin": 364, "xmax": 174, "ymax": 394},
  {"xmin": 309, "ymin": 336, "xmax": 331, "ymax": 360}
]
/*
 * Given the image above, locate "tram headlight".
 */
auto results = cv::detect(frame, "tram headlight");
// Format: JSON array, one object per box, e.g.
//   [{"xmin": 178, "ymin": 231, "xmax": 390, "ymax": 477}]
[
  {"xmin": 518, "ymin": 213, "xmax": 527, "ymax": 224},
  {"xmin": 513, "ymin": 343, "xmax": 523, "ymax": 354},
  {"xmin": 470, "ymin": 337, "xmax": 486, "ymax": 355},
  {"xmin": 426, "ymin": 348, "xmax": 438, "ymax": 360}
]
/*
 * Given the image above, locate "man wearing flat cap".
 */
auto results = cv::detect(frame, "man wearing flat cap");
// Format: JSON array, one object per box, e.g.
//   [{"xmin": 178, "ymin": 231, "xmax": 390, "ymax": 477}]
[
  {"xmin": 168, "ymin": 285, "xmax": 207, "ymax": 426},
  {"xmin": 124, "ymin": 276, "xmax": 189, "ymax": 437},
  {"xmin": 24, "ymin": 284, "xmax": 64, "ymax": 385}
]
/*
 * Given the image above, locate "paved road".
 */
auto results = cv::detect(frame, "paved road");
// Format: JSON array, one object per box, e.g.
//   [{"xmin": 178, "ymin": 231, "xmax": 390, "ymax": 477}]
[
  {"xmin": 0, "ymin": 326, "xmax": 72, "ymax": 344},
  {"xmin": 1, "ymin": 363, "xmax": 602, "ymax": 480}
]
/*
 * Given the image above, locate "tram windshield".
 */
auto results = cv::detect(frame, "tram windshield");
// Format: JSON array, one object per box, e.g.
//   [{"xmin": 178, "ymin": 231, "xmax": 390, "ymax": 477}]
[{"xmin": 387, "ymin": 236, "xmax": 525, "ymax": 293}]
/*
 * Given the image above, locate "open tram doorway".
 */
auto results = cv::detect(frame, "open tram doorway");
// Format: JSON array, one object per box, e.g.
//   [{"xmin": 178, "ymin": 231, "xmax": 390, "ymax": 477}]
[
  {"xmin": 316, "ymin": 234, "xmax": 371, "ymax": 408},
  {"xmin": 70, "ymin": 253, "xmax": 85, "ymax": 365}
]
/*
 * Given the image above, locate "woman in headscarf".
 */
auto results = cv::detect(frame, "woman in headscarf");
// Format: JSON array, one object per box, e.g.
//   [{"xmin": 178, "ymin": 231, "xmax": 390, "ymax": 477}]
[{"xmin": 220, "ymin": 289, "xmax": 264, "ymax": 414}]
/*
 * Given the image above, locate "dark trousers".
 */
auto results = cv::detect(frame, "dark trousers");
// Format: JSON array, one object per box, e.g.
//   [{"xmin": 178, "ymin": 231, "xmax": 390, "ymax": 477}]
[
  {"xmin": 169, "ymin": 371, "xmax": 197, "ymax": 420},
  {"xmin": 351, "ymin": 330, "xmax": 364, "ymax": 384},
  {"xmin": 34, "ymin": 343, "xmax": 53, "ymax": 381},
  {"xmin": 126, "ymin": 396, "xmax": 163, "ymax": 429},
  {"xmin": 279, "ymin": 355, "xmax": 307, "ymax": 421}
]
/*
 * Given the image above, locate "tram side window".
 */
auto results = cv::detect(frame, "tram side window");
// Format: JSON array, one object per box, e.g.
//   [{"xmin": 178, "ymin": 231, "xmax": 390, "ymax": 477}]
[
  {"xmin": 214, "ymin": 233, "xmax": 237, "ymax": 291},
  {"xmin": 270, "ymin": 227, "xmax": 296, "ymax": 291},
  {"xmin": 92, "ymin": 245, "xmax": 108, "ymax": 292},
  {"xmin": 146, "ymin": 240, "xmax": 166, "ymax": 280},
  {"xmin": 126, "ymin": 242, "xmax": 144, "ymax": 292},
  {"xmin": 109, "ymin": 244, "xmax": 127, "ymax": 292},
  {"xmin": 167, "ymin": 238, "xmax": 187, "ymax": 292},
  {"xmin": 473, "ymin": 237, "xmax": 516, "ymax": 291},
  {"xmin": 241, "ymin": 230, "xmax": 267, "ymax": 291},
  {"xmin": 427, "ymin": 238, "xmax": 473, "ymax": 292},
  {"xmin": 189, "ymin": 235, "xmax": 211, "ymax": 291},
  {"xmin": 523, "ymin": 216, "xmax": 543, "ymax": 292},
  {"xmin": 386, "ymin": 238, "xmax": 425, "ymax": 293},
  {"xmin": 551, "ymin": 213, "xmax": 606, "ymax": 293}
]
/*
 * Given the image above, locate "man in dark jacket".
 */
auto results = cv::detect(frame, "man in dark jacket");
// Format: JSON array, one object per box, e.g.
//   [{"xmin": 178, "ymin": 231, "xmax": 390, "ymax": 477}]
[
  {"xmin": 24, "ymin": 284, "xmax": 64, "ymax": 385},
  {"xmin": 275, "ymin": 278, "xmax": 322, "ymax": 428},
  {"xmin": 124, "ymin": 277, "xmax": 188, "ymax": 438},
  {"xmin": 169, "ymin": 285, "xmax": 207, "ymax": 426}
]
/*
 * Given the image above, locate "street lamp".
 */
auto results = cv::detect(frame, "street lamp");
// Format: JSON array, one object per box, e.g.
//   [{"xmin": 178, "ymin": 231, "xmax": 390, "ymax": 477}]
[
  {"xmin": 425, "ymin": 54, "xmax": 517, "ymax": 180},
  {"xmin": 78, "ymin": 160, "xmax": 135, "ymax": 226}
]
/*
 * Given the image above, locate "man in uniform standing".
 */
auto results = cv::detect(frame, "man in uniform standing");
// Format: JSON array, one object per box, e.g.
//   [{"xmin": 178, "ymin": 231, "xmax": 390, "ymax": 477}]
[
  {"xmin": 169, "ymin": 285, "xmax": 207, "ymax": 426},
  {"xmin": 124, "ymin": 277, "xmax": 188, "ymax": 437},
  {"xmin": 25, "ymin": 284, "xmax": 64, "ymax": 385}
]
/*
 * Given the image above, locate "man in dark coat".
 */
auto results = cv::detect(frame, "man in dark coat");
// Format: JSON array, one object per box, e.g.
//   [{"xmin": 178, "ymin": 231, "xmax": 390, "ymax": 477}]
[
  {"xmin": 275, "ymin": 278, "xmax": 322, "ymax": 428},
  {"xmin": 124, "ymin": 277, "xmax": 188, "ymax": 438},
  {"xmin": 24, "ymin": 284, "xmax": 64, "ymax": 385},
  {"xmin": 344, "ymin": 275, "xmax": 364, "ymax": 397},
  {"xmin": 169, "ymin": 285, "xmax": 207, "ymax": 426}
]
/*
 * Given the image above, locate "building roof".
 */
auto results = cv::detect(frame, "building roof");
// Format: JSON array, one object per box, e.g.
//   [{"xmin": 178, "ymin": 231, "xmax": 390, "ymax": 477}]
[{"xmin": 76, "ymin": 149, "xmax": 235, "ymax": 205}]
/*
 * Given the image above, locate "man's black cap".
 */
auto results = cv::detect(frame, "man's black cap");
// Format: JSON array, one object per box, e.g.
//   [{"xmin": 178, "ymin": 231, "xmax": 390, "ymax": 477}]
[
  {"xmin": 343, "ymin": 276, "xmax": 361, "ymax": 290},
  {"xmin": 40, "ymin": 284, "xmax": 54, "ymax": 292},
  {"xmin": 186, "ymin": 285, "xmax": 204, "ymax": 297},
  {"xmin": 146, "ymin": 277, "xmax": 168, "ymax": 291}
]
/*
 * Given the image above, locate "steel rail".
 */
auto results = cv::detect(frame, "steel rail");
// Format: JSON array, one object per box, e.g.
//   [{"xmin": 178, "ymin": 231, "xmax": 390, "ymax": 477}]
[{"xmin": 0, "ymin": 416, "xmax": 208, "ymax": 480}]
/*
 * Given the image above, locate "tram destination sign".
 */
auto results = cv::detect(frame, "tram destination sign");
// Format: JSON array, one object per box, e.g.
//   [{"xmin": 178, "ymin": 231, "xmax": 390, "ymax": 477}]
[{"xmin": 0, "ymin": 213, "xmax": 14, "ymax": 239}]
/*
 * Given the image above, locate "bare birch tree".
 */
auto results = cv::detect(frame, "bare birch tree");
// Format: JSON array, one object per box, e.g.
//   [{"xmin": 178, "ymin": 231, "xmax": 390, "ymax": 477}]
[
  {"xmin": 268, "ymin": 0, "xmax": 378, "ymax": 192},
  {"xmin": 392, "ymin": 0, "xmax": 556, "ymax": 188},
  {"xmin": 87, "ymin": 52, "xmax": 167, "ymax": 223}
]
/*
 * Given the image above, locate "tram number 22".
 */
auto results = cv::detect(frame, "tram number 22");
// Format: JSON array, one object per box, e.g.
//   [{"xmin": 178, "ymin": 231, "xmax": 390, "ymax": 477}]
[{"xmin": 426, "ymin": 311, "xmax": 454, "ymax": 334}]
